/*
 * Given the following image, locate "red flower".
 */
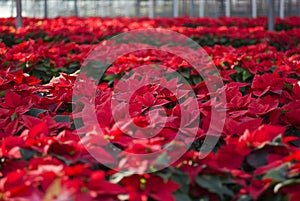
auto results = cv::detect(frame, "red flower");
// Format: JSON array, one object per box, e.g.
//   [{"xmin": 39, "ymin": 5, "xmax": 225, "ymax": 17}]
[
  {"xmin": 240, "ymin": 125, "xmax": 286, "ymax": 148},
  {"xmin": 121, "ymin": 174, "xmax": 179, "ymax": 201},
  {"xmin": 0, "ymin": 136, "xmax": 25, "ymax": 159},
  {"xmin": 281, "ymin": 100, "xmax": 300, "ymax": 128},
  {"xmin": 251, "ymin": 73, "xmax": 284, "ymax": 97}
]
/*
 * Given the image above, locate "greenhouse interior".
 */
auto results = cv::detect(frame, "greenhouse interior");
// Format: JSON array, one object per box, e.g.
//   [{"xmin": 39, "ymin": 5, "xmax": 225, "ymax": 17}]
[{"xmin": 0, "ymin": 1, "xmax": 300, "ymax": 201}]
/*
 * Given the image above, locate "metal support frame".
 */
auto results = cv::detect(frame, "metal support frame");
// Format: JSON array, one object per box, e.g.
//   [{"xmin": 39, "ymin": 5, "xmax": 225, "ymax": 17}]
[
  {"xmin": 135, "ymin": 0, "xmax": 141, "ymax": 17},
  {"xmin": 149, "ymin": 0, "xmax": 154, "ymax": 18},
  {"xmin": 173, "ymin": 0, "xmax": 179, "ymax": 17},
  {"xmin": 100, "ymin": 0, "xmax": 105, "ymax": 17},
  {"xmin": 11, "ymin": 0, "xmax": 290, "ymax": 22},
  {"xmin": 268, "ymin": 0, "xmax": 275, "ymax": 31},
  {"xmin": 44, "ymin": 0, "xmax": 48, "ymax": 18},
  {"xmin": 125, "ymin": 0, "xmax": 130, "ymax": 17},
  {"xmin": 252, "ymin": 0, "xmax": 257, "ymax": 18},
  {"xmin": 279, "ymin": 0, "xmax": 284, "ymax": 18},
  {"xmin": 190, "ymin": 0, "xmax": 195, "ymax": 16},
  {"xmin": 74, "ymin": 0, "xmax": 79, "ymax": 16},
  {"xmin": 199, "ymin": 0, "xmax": 205, "ymax": 17},
  {"xmin": 16, "ymin": 0, "xmax": 23, "ymax": 28},
  {"xmin": 225, "ymin": 0, "xmax": 230, "ymax": 17}
]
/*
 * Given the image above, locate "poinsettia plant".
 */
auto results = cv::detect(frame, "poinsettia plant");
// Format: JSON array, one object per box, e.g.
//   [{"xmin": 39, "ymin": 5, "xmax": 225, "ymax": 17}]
[{"xmin": 0, "ymin": 16, "xmax": 299, "ymax": 201}]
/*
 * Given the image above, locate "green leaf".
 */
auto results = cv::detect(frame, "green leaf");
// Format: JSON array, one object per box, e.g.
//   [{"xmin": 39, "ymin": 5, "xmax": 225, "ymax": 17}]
[
  {"xmin": 10, "ymin": 112, "xmax": 17, "ymax": 121},
  {"xmin": 103, "ymin": 74, "xmax": 117, "ymax": 81},
  {"xmin": 156, "ymin": 170, "xmax": 173, "ymax": 182},
  {"xmin": 230, "ymin": 66, "xmax": 254, "ymax": 83},
  {"xmin": 171, "ymin": 170, "xmax": 190, "ymax": 187},
  {"xmin": 237, "ymin": 195, "xmax": 252, "ymax": 201},
  {"xmin": 34, "ymin": 65, "xmax": 47, "ymax": 72},
  {"xmin": 52, "ymin": 154, "xmax": 72, "ymax": 166},
  {"xmin": 20, "ymin": 148, "xmax": 38, "ymax": 160},
  {"xmin": 180, "ymin": 70, "xmax": 190, "ymax": 79},
  {"xmin": 280, "ymin": 110, "xmax": 290, "ymax": 115},
  {"xmin": 283, "ymin": 82, "xmax": 293, "ymax": 92},
  {"xmin": 26, "ymin": 108, "xmax": 47, "ymax": 117},
  {"xmin": 192, "ymin": 76, "xmax": 203, "ymax": 85},
  {"xmin": 0, "ymin": 90, "xmax": 6, "ymax": 97},
  {"xmin": 82, "ymin": 60, "xmax": 108, "ymax": 80},
  {"xmin": 171, "ymin": 170, "xmax": 192, "ymax": 201},
  {"xmin": 54, "ymin": 115, "xmax": 70, "ymax": 123},
  {"xmin": 71, "ymin": 117, "xmax": 84, "ymax": 129},
  {"xmin": 195, "ymin": 174, "xmax": 234, "ymax": 200},
  {"xmin": 199, "ymin": 198, "xmax": 210, "ymax": 201},
  {"xmin": 156, "ymin": 168, "xmax": 189, "ymax": 183},
  {"xmin": 246, "ymin": 150, "xmax": 268, "ymax": 168},
  {"xmin": 174, "ymin": 192, "xmax": 192, "ymax": 201},
  {"xmin": 264, "ymin": 163, "xmax": 288, "ymax": 182},
  {"xmin": 266, "ymin": 135, "xmax": 286, "ymax": 147},
  {"xmin": 155, "ymin": 153, "xmax": 169, "ymax": 165},
  {"xmin": 242, "ymin": 70, "xmax": 252, "ymax": 81}
]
